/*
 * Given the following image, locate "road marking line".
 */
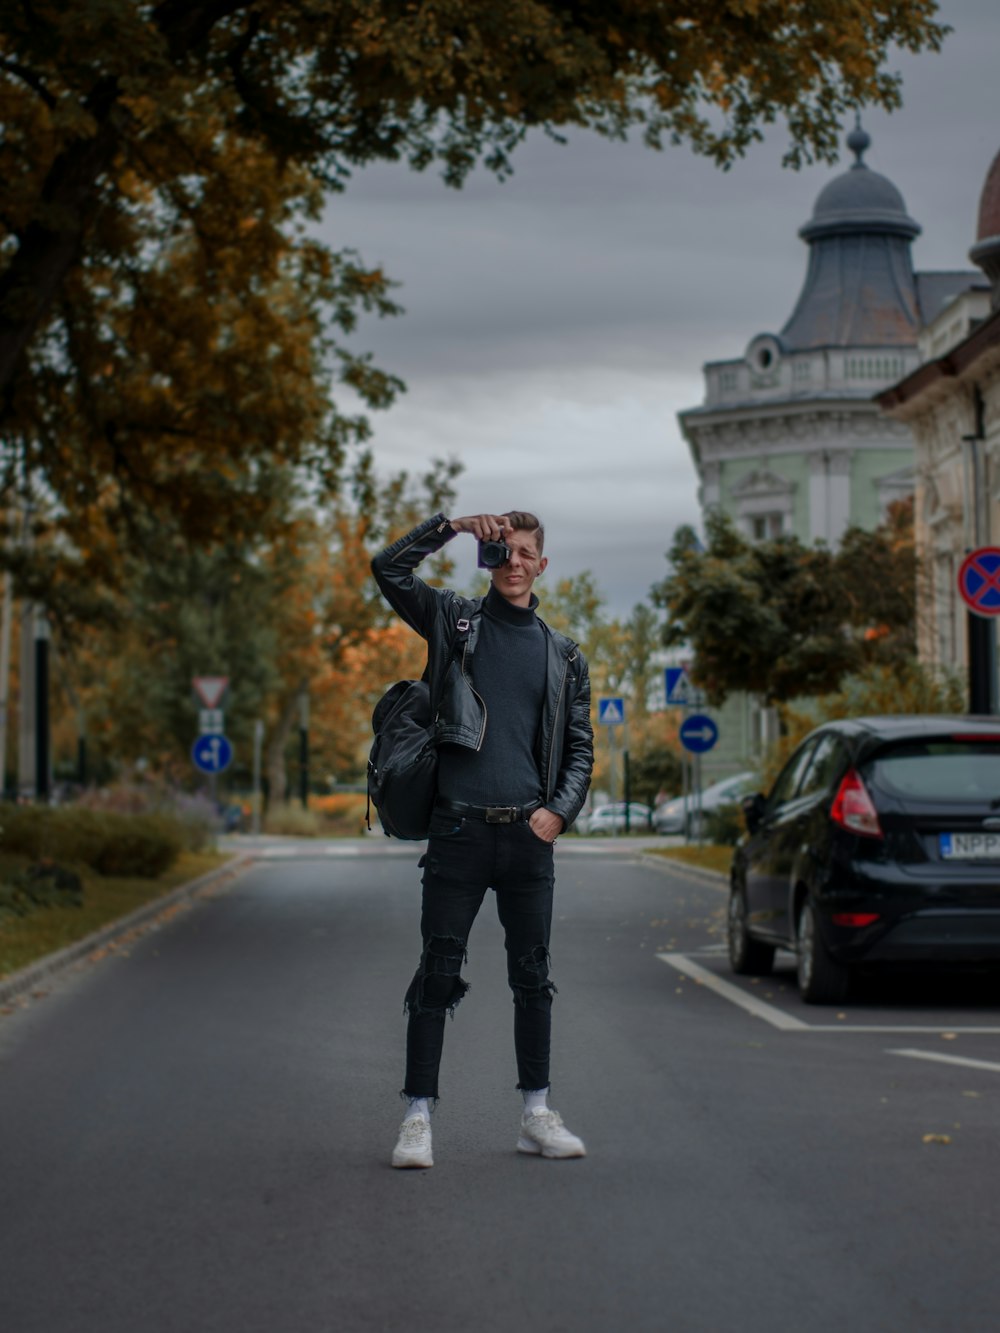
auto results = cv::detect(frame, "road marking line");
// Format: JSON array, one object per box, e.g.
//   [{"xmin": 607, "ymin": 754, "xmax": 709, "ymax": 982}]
[
  {"xmin": 812, "ymin": 1026, "xmax": 1000, "ymax": 1034},
  {"xmin": 657, "ymin": 952, "xmax": 810, "ymax": 1031},
  {"xmin": 657, "ymin": 954, "xmax": 1000, "ymax": 1034},
  {"xmin": 260, "ymin": 847, "xmax": 298, "ymax": 858},
  {"xmin": 888, "ymin": 1048, "xmax": 1000, "ymax": 1074},
  {"xmin": 325, "ymin": 846, "xmax": 361, "ymax": 856}
]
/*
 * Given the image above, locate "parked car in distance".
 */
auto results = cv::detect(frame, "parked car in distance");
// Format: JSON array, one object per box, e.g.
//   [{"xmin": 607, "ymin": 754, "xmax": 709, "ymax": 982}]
[
  {"xmin": 653, "ymin": 772, "xmax": 756, "ymax": 836},
  {"xmin": 729, "ymin": 715, "xmax": 1000, "ymax": 1004},
  {"xmin": 580, "ymin": 802, "xmax": 652, "ymax": 835}
]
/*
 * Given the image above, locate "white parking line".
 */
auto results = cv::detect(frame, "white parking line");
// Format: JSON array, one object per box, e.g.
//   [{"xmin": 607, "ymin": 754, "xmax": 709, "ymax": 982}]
[
  {"xmin": 659, "ymin": 952, "xmax": 1000, "ymax": 1034},
  {"xmin": 888, "ymin": 1048, "xmax": 1000, "ymax": 1074},
  {"xmin": 657, "ymin": 952, "xmax": 810, "ymax": 1031}
]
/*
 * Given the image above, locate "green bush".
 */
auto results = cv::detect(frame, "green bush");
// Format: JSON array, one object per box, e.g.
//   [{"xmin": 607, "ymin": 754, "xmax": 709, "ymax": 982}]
[
  {"xmin": 0, "ymin": 807, "xmax": 183, "ymax": 878},
  {"xmin": 703, "ymin": 802, "xmax": 746, "ymax": 847},
  {"xmin": 0, "ymin": 862, "xmax": 84, "ymax": 923},
  {"xmin": 263, "ymin": 805, "xmax": 321, "ymax": 837},
  {"xmin": 92, "ymin": 815, "xmax": 183, "ymax": 878}
]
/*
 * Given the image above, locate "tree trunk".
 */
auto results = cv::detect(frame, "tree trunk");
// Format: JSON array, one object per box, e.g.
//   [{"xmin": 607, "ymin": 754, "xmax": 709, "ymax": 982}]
[{"xmin": 266, "ymin": 680, "xmax": 306, "ymax": 807}]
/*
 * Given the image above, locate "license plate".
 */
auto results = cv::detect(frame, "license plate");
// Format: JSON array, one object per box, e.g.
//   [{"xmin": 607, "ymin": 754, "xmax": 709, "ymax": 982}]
[{"xmin": 940, "ymin": 832, "xmax": 1000, "ymax": 860}]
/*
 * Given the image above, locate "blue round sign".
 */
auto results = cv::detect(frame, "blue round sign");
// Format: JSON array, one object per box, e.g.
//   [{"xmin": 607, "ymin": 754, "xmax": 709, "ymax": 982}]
[
  {"xmin": 192, "ymin": 733, "xmax": 233, "ymax": 773},
  {"xmin": 679, "ymin": 714, "xmax": 718, "ymax": 754},
  {"xmin": 958, "ymin": 547, "xmax": 1000, "ymax": 618}
]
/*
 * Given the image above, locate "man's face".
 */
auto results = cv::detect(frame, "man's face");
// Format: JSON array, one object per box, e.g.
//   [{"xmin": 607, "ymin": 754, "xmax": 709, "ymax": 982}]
[{"xmin": 491, "ymin": 528, "xmax": 547, "ymax": 607}]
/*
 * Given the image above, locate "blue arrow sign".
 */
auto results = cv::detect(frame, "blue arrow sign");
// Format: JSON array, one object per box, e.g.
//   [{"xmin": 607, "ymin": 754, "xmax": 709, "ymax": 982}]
[
  {"xmin": 679, "ymin": 713, "xmax": 718, "ymax": 753},
  {"xmin": 665, "ymin": 666, "xmax": 690, "ymax": 705},
  {"xmin": 598, "ymin": 697, "xmax": 625, "ymax": 725},
  {"xmin": 192, "ymin": 733, "xmax": 233, "ymax": 773}
]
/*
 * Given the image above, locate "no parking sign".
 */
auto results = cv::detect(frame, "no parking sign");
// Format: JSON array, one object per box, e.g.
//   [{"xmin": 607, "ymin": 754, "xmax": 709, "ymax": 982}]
[{"xmin": 957, "ymin": 548, "xmax": 1000, "ymax": 618}]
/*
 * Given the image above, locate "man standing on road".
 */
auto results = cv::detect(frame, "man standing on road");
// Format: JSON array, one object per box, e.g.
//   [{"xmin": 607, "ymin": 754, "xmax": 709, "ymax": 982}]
[{"xmin": 371, "ymin": 510, "xmax": 594, "ymax": 1169}]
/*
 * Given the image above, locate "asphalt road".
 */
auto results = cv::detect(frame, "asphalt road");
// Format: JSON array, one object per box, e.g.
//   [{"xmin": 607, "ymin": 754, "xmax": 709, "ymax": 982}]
[{"xmin": 3, "ymin": 839, "xmax": 1000, "ymax": 1332}]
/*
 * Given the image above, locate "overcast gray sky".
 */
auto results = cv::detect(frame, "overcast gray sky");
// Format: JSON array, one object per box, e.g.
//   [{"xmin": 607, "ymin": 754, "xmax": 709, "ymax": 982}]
[{"xmin": 324, "ymin": 0, "xmax": 999, "ymax": 617}]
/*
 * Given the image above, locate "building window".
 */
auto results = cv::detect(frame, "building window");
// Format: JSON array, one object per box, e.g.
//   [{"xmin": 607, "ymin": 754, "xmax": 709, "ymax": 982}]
[
  {"xmin": 750, "ymin": 512, "xmax": 786, "ymax": 541},
  {"xmin": 845, "ymin": 356, "xmax": 905, "ymax": 380}
]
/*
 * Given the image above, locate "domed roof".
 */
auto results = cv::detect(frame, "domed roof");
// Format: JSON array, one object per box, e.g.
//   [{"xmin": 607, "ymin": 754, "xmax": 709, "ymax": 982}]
[
  {"xmin": 799, "ymin": 126, "xmax": 920, "ymax": 243},
  {"xmin": 970, "ymin": 146, "xmax": 1000, "ymax": 301},
  {"xmin": 975, "ymin": 147, "xmax": 1000, "ymax": 243},
  {"xmin": 780, "ymin": 124, "xmax": 922, "ymax": 350}
]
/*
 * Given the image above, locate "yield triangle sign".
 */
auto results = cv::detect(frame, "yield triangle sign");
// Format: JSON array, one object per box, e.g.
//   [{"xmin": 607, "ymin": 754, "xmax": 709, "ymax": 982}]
[{"xmin": 193, "ymin": 676, "xmax": 229, "ymax": 709}]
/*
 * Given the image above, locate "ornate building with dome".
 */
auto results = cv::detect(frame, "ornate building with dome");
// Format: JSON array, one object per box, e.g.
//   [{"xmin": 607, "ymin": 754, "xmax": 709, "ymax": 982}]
[
  {"xmin": 879, "ymin": 144, "xmax": 1000, "ymax": 697},
  {"xmin": 678, "ymin": 126, "xmax": 983, "ymax": 769},
  {"xmin": 681, "ymin": 126, "xmax": 983, "ymax": 549}
]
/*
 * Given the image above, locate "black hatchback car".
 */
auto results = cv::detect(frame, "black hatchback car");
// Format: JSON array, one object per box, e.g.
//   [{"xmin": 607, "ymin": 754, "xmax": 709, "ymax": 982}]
[{"xmin": 729, "ymin": 715, "xmax": 1000, "ymax": 1003}]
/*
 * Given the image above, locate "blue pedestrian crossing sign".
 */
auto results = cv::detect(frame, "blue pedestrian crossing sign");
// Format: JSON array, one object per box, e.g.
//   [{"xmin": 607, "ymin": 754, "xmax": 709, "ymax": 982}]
[
  {"xmin": 679, "ymin": 714, "xmax": 718, "ymax": 753},
  {"xmin": 192, "ymin": 733, "xmax": 233, "ymax": 773},
  {"xmin": 665, "ymin": 666, "xmax": 690, "ymax": 705},
  {"xmin": 598, "ymin": 697, "xmax": 625, "ymax": 726}
]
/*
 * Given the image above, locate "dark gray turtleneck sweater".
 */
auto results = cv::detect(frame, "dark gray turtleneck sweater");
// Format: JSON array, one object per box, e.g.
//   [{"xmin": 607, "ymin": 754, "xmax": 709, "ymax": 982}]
[{"xmin": 436, "ymin": 583, "xmax": 547, "ymax": 806}]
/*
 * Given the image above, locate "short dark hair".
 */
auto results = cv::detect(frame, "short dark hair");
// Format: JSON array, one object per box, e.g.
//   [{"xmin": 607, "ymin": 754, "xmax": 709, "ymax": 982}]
[{"xmin": 502, "ymin": 510, "xmax": 544, "ymax": 554}]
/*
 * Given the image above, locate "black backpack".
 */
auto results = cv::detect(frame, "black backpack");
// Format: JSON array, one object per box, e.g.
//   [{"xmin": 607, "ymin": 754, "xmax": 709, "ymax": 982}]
[{"xmin": 366, "ymin": 613, "xmax": 474, "ymax": 839}]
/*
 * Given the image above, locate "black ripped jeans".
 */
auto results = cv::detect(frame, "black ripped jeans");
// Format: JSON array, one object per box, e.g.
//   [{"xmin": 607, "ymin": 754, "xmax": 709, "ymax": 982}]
[{"xmin": 403, "ymin": 809, "xmax": 556, "ymax": 1100}]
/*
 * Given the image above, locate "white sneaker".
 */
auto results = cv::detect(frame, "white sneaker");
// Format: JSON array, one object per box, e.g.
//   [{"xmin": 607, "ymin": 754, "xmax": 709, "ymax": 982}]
[
  {"xmin": 391, "ymin": 1115, "xmax": 433, "ymax": 1169},
  {"xmin": 517, "ymin": 1108, "xmax": 586, "ymax": 1159}
]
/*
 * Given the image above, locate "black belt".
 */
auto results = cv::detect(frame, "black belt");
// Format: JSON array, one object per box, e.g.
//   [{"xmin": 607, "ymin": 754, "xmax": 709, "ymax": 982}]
[{"xmin": 435, "ymin": 797, "xmax": 541, "ymax": 825}]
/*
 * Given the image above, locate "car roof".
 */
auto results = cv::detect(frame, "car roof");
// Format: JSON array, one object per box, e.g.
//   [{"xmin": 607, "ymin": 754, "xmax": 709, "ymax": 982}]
[{"xmin": 811, "ymin": 715, "xmax": 1000, "ymax": 741}]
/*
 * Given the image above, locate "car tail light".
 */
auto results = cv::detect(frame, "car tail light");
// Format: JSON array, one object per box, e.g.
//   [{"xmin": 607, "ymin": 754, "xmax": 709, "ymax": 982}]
[
  {"xmin": 831, "ymin": 912, "xmax": 881, "ymax": 928},
  {"xmin": 830, "ymin": 769, "xmax": 883, "ymax": 839}
]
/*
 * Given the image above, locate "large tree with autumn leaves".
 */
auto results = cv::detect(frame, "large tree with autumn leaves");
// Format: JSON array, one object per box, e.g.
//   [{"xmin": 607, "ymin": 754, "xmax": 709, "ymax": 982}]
[{"xmin": 1, "ymin": 0, "xmax": 947, "ymax": 588}]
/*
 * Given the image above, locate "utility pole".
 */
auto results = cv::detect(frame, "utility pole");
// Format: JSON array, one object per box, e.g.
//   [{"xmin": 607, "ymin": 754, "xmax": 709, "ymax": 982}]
[
  {"xmin": 963, "ymin": 389, "xmax": 996, "ymax": 714},
  {"xmin": 298, "ymin": 690, "xmax": 309, "ymax": 809},
  {"xmin": 252, "ymin": 719, "xmax": 264, "ymax": 833},
  {"xmin": 34, "ymin": 613, "xmax": 49, "ymax": 801}
]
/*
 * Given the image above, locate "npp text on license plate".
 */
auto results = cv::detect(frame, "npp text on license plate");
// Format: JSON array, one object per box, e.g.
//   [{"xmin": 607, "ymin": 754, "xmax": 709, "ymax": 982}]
[{"xmin": 940, "ymin": 832, "xmax": 1000, "ymax": 860}]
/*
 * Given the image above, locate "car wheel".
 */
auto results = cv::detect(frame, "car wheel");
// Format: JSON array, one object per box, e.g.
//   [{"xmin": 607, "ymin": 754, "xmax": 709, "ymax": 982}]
[
  {"xmin": 797, "ymin": 901, "xmax": 851, "ymax": 1004},
  {"xmin": 728, "ymin": 888, "xmax": 775, "ymax": 976}
]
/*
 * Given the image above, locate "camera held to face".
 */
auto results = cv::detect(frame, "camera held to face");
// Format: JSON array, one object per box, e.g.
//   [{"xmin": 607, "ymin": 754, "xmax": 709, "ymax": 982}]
[{"xmin": 477, "ymin": 535, "xmax": 510, "ymax": 569}]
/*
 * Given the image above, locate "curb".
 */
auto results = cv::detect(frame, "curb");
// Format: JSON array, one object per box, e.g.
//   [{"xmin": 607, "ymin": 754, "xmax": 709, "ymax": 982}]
[
  {"xmin": 0, "ymin": 852, "xmax": 255, "ymax": 1007},
  {"xmin": 640, "ymin": 851, "xmax": 730, "ymax": 889}
]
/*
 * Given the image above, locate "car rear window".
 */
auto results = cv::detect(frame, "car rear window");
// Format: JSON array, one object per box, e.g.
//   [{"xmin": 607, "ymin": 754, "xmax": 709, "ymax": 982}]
[{"xmin": 863, "ymin": 739, "xmax": 1000, "ymax": 802}]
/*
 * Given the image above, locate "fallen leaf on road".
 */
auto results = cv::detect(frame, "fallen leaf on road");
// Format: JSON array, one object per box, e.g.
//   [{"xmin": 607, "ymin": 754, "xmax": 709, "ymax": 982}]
[
  {"xmin": 922, "ymin": 1133, "xmax": 952, "ymax": 1145},
  {"xmin": 941, "ymin": 1033, "xmax": 958, "ymax": 1041}
]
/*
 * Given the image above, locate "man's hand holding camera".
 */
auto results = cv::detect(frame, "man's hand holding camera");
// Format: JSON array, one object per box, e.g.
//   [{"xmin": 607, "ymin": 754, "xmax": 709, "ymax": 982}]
[
  {"xmin": 449, "ymin": 514, "xmax": 509, "ymax": 540},
  {"xmin": 449, "ymin": 514, "xmax": 511, "ymax": 569}
]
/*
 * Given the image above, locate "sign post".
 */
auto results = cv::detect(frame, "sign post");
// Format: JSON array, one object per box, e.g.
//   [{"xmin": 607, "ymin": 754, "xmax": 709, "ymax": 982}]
[
  {"xmin": 957, "ymin": 548, "xmax": 1000, "ymax": 714},
  {"xmin": 191, "ymin": 677, "xmax": 232, "ymax": 802},
  {"xmin": 679, "ymin": 713, "xmax": 719, "ymax": 844},
  {"xmin": 598, "ymin": 698, "xmax": 626, "ymax": 836}
]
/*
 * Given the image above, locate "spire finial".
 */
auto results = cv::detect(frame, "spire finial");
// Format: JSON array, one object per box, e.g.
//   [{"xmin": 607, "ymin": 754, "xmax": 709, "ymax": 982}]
[{"xmin": 847, "ymin": 114, "xmax": 871, "ymax": 168}]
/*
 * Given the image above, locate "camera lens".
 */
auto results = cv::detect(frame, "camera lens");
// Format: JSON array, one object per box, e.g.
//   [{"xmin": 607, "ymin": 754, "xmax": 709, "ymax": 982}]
[{"xmin": 477, "ymin": 538, "xmax": 510, "ymax": 569}]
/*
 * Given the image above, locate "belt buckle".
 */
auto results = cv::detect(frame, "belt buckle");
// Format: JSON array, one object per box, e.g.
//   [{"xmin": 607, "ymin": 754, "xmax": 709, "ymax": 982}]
[{"xmin": 485, "ymin": 806, "xmax": 517, "ymax": 824}]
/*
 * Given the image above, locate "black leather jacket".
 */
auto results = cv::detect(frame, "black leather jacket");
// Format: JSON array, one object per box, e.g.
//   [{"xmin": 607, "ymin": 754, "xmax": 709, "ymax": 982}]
[{"xmin": 371, "ymin": 514, "xmax": 594, "ymax": 828}]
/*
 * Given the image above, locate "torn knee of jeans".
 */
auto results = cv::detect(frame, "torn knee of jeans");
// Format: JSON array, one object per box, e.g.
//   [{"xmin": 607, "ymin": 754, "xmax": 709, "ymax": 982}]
[
  {"xmin": 510, "ymin": 978, "xmax": 557, "ymax": 1008},
  {"xmin": 404, "ymin": 971, "xmax": 471, "ymax": 1019},
  {"xmin": 516, "ymin": 944, "xmax": 551, "ymax": 978},
  {"xmin": 423, "ymin": 934, "xmax": 468, "ymax": 974}
]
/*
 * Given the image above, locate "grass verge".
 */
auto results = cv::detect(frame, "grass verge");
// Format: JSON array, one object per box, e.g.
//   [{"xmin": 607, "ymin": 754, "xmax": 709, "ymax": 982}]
[
  {"xmin": 0, "ymin": 849, "xmax": 229, "ymax": 979},
  {"xmin": 644, "ymin": 844, "xmax": 734, "ymax": 877}
]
